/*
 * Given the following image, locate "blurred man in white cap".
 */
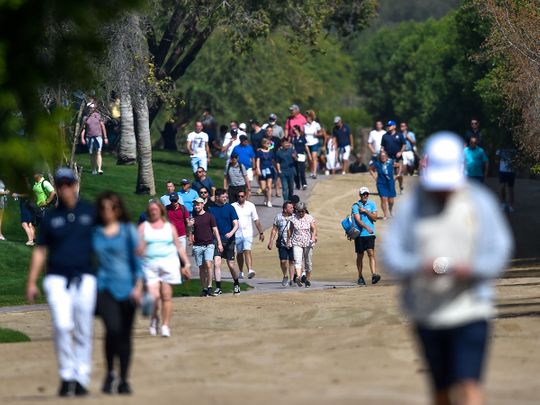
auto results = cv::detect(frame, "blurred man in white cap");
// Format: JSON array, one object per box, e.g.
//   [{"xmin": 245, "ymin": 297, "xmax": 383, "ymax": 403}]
[
  {"xmin": 383, "ymin": 131, "xmax": 513, "ymax": 405},
  {"xmin": 351, "ymin": 186, "xmax": 380, "ymax": 286}
]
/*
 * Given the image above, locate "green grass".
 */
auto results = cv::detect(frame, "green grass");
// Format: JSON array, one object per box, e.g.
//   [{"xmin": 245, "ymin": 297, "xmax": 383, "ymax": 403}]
[
  {"xmin": 0, "ymin": 327, "xmax": 31, "ymax": 343},
  {"xmin": 0, "ymin": 150, "xmax": 230, "ymax": 307}
]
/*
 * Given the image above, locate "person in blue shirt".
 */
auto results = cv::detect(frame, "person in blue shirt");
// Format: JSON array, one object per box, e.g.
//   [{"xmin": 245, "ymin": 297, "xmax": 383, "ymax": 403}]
[
  {"xmin": 191, "ymin": 167, "xmax": 216, "ymax": 200},
  {"xmin": 208, "ymin": 188, "xmax": 242, "ymax": 294},
  {"xmin": 93, "ymin": 191, "xmax": 143, "ymax": 395},
  {"xmin": 400, "ymin": 121, "xmax": 417, "ymax": 175},
  {"xmin": 232, "ymin": 135, "xmax": 256, "ymax": 181},
  {"xmin": 351, "ymin": 187, "xmax": 381, "ymax": 286},
  {"xmin": 381, "ymin": 120, "xmax": 406, "ymax": 193},
  {"xmin": 332, "ymin": 116, "xmax": 354, "ymax": 174},
  {"xmin": 178, "ymin": 179, "xmax": 199, "ymax": 213},
  {"xmin": 464, "ymin": 136, "xmax": 489, "ymax": 183},
  {"xmin": 369, "ymin": 150, "xmax": 396, "ymax": 220},
  {"xmin": 159, "ymin": 180, "xmax": 183, "ymax": 207}
]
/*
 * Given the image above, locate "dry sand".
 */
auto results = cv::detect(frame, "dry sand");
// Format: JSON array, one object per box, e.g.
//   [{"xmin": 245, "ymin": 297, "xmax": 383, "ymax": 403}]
[{"xmin": 0, "ymin": 173, "xmax": 539, "ymax": 404}]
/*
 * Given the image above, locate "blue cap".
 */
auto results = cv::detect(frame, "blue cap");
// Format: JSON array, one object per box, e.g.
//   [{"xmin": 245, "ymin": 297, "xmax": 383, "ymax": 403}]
[
  {"xmin": 54, "ymin": 167, "xmax": 77, "ymax": 184},
  {"xmin": 387, "ymin": 120, "xmax": 396, "ymax": 126}
]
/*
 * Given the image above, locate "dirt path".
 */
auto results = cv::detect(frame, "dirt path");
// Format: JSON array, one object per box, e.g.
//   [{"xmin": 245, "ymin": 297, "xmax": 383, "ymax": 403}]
[{"xmin": 0, "ymin": 174, "xmax": 539, "ymax": 404}]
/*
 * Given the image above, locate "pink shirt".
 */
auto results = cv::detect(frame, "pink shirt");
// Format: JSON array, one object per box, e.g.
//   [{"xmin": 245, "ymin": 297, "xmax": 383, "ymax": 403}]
[
  {"xmin": 285, "ymin": 114, "xmax": 307, "ymax": 139},
  {"xmin": 84, "ymin": 112, "xmax": 103, "ymax": 137}
]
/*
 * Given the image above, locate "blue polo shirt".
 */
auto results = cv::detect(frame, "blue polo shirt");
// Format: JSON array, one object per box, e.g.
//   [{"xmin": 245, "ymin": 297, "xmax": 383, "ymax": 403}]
[
  {"xmin": 179, "ymin": 188, "xmax": 199, "ymax": 213},
  {"xmin": 381, "ymin": 131, "xmax": 405, "ymax": 159},
  {"xmin": 351, "ymin": 200, "xmax": 377, "ymax": 237},
  {"xmin": 208, "ymin": 203, "xmax": 239, "ymax": 241},
  {"xmin": 37, "ymin": 200, "xmax": 96, "ymax": 277},
  {"xmin": 232, "ymin": 144, "xmax": 256, "ymax": 169},
  {"xmin": 333, "ymin": 124, "xmax": 351, "ymax": 147},
  {"xmin": 191, "ymin": 177, "xmax": 215, "ymax": 193}
]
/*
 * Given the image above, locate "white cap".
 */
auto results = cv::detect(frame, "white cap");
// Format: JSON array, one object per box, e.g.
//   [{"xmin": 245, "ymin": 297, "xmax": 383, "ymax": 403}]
[
  {"xmin": 359, "ymin": 186, "xmax": 370, "ymax": 195},
  {"xmin": 421, "ymin": 131, "xmax": 465, "ymax": 191},
  {"xmin": 334, "ymin": 116, "xmax": 341, "ymax": 124},
  {"xmin": 239, "ymin": 122, "xmax": 247, "ymax": 131}
]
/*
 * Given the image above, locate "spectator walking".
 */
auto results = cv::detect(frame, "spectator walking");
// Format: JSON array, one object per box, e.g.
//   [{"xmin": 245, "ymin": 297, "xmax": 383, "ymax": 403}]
[
  {"xmin": 275, "ymin": 138, "xmax": 297, "ymax": 201},
  {"xmin": 325, "ymin": 131, "xmax": 340, "ymax": 175},
  {"xmin": 0, "ymin": 179, "xmax": 8, "ymax": 240},
  {"xmin": 291, "ymin": 125, "xmax": 310, "ymax": 190},
  {"xmin": 178, "ymin": 179, "xmax": 199, "ymax": 214},
  {"xmin": 290, "ymin": 202, "xmax": 317, "ymax": 288},
  {"xmin": 381, "ymin": 120, "xmax": 406, "ymax": 193},
  {"xmin": 497, "ymin": 147, "xmax": 517, "ymax": 212},
  {"xmin": 369, "ymin": 151, "xmax": 396, "ymax": 220},
  {"xmin": 186, "ymin": 121, "xmax": 211, "ymax": 173},
  {"xmin": 351, "ymin": 187, "xmax": 381, "ymax": 286},
  {"xmin": 222, "ymin": 126, "xmax": 241, "ymax": 160},
  {"xmin": 191, "ymin": 197, "xmax": 222, "ymax": 297},
  {"xmin": 262, "ymin": 113, "xmax": 285, "ymax": 139},
  {"xmin": 383, "ymin": 132, "xmax": 513, "ymax": 405},
  {"xmin": 400, "ymin": 122, "xmax": 417, "ymax": 175},
  {"xmin": 166, "ymin": 193, "xmax": 190, "ymax": 248},
  {"xmin": 285, "ymin": 104, "xmax": 307, "ymax": 139},
  {"xmin": 26, "ymin": 168, "xmax": 96, "ymax": 397},
  {"xmin": 304, "ymin": 110, "xmax": 323, "ymax": 179},
  {"xmin": 224, "ymin": 153, "xmax": 250, "ymax": 203},
  {"xmin": 93, "ymin": 192, "xmax": 143, "ymax": 395},
  {"xmin": 159, "ymin": 181, "xmax": 183, "ymax": 207},
  {"xmin": 333, "ymin": 116, "xmax": 353, "ymax": 174},
  {"xmin": 81, "ymin": 103, "xmax": 108, "ymax": 175},
  {"xmin": 464, "ymin": 136, "xmax": 489, "ymax": 183},
  {"xmin": 201, "ymin": 108, "xmax": 217, "ymax": 153},
  {"xmin": 208, "ymin": 189, "xmax": 241, "ymax": 295},
  {"xmin": 192, "ymin": 167, "xmax": 216, "ymax": 200},
  {"xmin": 232, "ymin": 191, "xmax": 264, "ymax": 280},
  {"xmin": 250, "ymin": 119, "xmax": 266, "ymax": 151},
  {"xmin": 139, "ymin": 200, "xmax": 191, "ymax": 338},
  {"xmin": 267, "ymin": 201, "xmax": 295, "ymax": 287},
  {"xmin": 256, "ymin": 138, "xmax": 276, "ymax": 207},
  {"xmin": 367, "ymin": 120, "xmax": 386, "ymax": 158},
  {"xmin": 465, "ymin": 117, "xmax": 482, "ymax": 146},
  {"xmin": 32, "ymin": 172, "xmax": 57, "ymax": 227},
  {"xmin": 11, "ymin": 187, "xmax": 36, "ymax": 246},
  {"xmin": 232, "ymin": 135, "xmax": 256, "ymax": 184}
]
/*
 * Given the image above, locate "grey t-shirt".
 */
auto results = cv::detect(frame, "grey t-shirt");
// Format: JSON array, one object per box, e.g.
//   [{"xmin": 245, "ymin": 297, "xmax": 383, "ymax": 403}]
[{"xmin": 224, "ymin": 163, "xmax": 247, "ymax": 187}]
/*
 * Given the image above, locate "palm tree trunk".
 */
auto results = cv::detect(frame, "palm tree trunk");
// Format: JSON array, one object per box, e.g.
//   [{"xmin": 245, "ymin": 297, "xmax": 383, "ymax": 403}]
[
  {"xmin": 134, "ymin": 93, "xmax": 155, "ymax": 195},
  {"xmin": 117, "ymin": 93, "xmax": 137, "ymax": 165}
]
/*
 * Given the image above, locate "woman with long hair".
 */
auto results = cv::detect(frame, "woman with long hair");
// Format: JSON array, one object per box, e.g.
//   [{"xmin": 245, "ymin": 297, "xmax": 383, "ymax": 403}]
[
  {"xmin": 93, "ymin": 191, "xmax": 143, "ymax": 395},
  {"xmin": 138, "ymin": 200, "xmax": 191, "ymax": 338},
  {"xmin": 304, "ymin": 110, "xmax": 322, "ymax": 179},
  {"xmin": 369, "ymin": 151, "xmax": 396, "ymax": 220},
  {"xmin": 256, "ymin": 138, "xmax": 276, "ymax": 207}
]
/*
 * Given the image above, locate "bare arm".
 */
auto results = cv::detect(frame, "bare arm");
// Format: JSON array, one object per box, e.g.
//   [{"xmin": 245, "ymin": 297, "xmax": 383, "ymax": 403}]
[
  {"xmin": 225, "ymin": 219, "xmax": 239, "ymax": 239},
  {"xmin": 186, "ymin": 140, "xmax": 193, "ymax": 155},
  {"xmin": 310, "ymin": 221, "xmax": 317, "ymax": 244},
  {"xmin": 100, "ymin": 122, "xmax": 108, "ymax": 144},
  {"xmin": 26, "ymin": 246, "xmax": 47, "ymax": 302},
  {"xmin": 171, "ymin": 226, "xmax": 191, "ymax": 278},
  {"xmin": 267, "ymin": 224, "xmax": 278, "ymax": 250},
  {"xmin": 254, "ymin": 219, "xmax": 264, "ymax": 241},
  {"xmin": 353, "ymin": 213, "xmax": 374, "ymax": 234},
  {"xmin": 80, "ymin": 128, "xmax": 86, "ymax": 145},
  {"xmin": 212, "ymin": 226, "xmax": 223, "ymax": 252}
]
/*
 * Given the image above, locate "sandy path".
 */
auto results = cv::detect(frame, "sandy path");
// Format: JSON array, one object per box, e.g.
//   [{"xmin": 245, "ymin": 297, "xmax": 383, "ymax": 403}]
[{"xmin": 0, "ymin": 174, "xmax": 539, "ymax": 404}]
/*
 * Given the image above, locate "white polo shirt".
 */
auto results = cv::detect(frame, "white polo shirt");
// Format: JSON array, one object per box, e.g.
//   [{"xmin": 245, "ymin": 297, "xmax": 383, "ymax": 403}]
[{"xmin": 232, "ymin": 200, "xmax": 259, "ymax": 238}]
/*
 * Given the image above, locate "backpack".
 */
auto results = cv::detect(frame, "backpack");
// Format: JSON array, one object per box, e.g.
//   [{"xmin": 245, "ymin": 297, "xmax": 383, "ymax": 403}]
[
  {"xmin": 225, "ymin": 162, "xmax": 245, "ymax": 181},
  {"xmin": 40, "ymin": 180, "xmax": 58, "ymax": 207},
  {"xmin": 341, "ymin": 203, "xmax": 361, "ymax": 240}
]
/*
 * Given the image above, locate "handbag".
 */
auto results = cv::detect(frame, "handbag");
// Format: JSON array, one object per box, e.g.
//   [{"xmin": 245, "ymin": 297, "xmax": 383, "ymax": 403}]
[{"xmin": 341, "ymin": 203, "xmax": 361, "ymax": 240}]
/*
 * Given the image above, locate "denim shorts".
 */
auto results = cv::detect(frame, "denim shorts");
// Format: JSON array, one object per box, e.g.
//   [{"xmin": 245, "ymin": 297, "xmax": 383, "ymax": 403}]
[
  {"xmin": 192, "ymin": 244, "xmax": 215, "ymax": 267},
  {"xmin": 416, "ymin": 320, "xmax": 489, "ymax": 390}
]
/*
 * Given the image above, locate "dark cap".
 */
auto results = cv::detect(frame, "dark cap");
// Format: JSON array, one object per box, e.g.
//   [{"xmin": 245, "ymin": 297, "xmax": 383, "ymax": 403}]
[
  {"xmin": 269, "ymin": 113, "xmax": 277, "ymax": 121},
  {"xmin": 54, "ymin": 167, "xmax": 77, "ymax": 185},
  {"xmin": 239, "ymin": 135, "xmax": 248, "ymax": 142},
  {"xmin": 180, "ymin": 178, "xmax": 190, "ymax": 185},
  {"xmin": 230, "ymin": 152, "xmax": 239, "ymax": 159},
  {"xmin": 249, "ymin": 118, "xmax": 259, "ymax": 125},
  {"xmin": 231, "ymin": 128, "xmax": 238, "ymax": 136},
  {"xmin": 169, "ymin": 192, "xmax": 179, "ymax": 202}
]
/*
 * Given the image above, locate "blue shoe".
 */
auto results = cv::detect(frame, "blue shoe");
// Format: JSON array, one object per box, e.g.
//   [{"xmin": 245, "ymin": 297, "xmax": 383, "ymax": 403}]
[{"xmin": 357, "ymin": 277, "xmax": 366, "ymax": 286}]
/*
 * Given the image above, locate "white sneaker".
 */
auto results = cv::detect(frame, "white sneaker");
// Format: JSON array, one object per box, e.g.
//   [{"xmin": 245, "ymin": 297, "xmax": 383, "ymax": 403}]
[
  {"xmin": 248, "ymin": 269, "xmax": 256, "ymax": 279},
  {"xmin": 325, "ymin": 170, "xmax": 330, "ymax": 176},
  {"xmin": 239, "ymin": 272, "xmax": 244, "ymax": 279},
  {"xmin": 149, "ymin": 318, "xmax": 159, "ymax": 336},
  {"xmin": 91, "ymin": 170, "xmax": 98, "ymax": 175},
  {"xmin": 161, "ymin": 325, "xmax": 171, "ymax": 338},
  {"xmin": 267, "ymin": 202, "xmax": 273, "ymax": 207}
]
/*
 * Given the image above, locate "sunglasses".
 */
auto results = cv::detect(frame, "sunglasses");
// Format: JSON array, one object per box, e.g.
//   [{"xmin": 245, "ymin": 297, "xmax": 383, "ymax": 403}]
[
  {"xmin": 238, "ymin": 195, "xmax": 246, "ymax": 198},
  {"xmin": 361, "ymin": 193, "xmax": 369, "ymax": 196},
  {"xmin": 200, "ymin": 191, "xmax": 208, "ymax": 194}
]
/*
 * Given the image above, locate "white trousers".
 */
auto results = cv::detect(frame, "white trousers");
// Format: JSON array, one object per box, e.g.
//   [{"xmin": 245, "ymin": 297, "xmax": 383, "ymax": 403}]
[
  {"xmin": 43, "ymin": 274, "xmax": 96, "ymax": 386},
  {"xmin": 293, "ymin": 246, "xmax": 313, "ymax": 273}
]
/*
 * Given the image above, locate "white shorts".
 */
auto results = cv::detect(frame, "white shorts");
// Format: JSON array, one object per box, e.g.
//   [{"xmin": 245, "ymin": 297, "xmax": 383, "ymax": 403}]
[
  {"xmin": 87, "ymin": 136, "xmax": 103, "ymax": 154},
  {"xmin": 246, "ymin": 168, "xmax": 254, "ymax": 182},
  {"xmin": 235, "ymin": 236, "xmax": 253, "ymax": 252},
  {"xmin": 339, "ymin": 145, "xmax": 351, "ymax": 161},
  {"xmin": 143, "ymin": 256, "xmax": 182, "ymax": 285},
  {"xmin": 402, "ymin": 151, "xmax": 415, "ymax": 167}
]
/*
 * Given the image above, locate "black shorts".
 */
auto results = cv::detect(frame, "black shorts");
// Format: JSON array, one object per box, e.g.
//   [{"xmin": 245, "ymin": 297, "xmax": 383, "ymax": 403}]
[
  {"xmin": 416, "ymin": 320, "xmax": 489, "ymax": 390},
  {"xmin": 278, "ymin": 246, "xmax": 294, "ymax": 261},
  {"xmin": 355, "ymin": 235, "xmax": 376, "ymax": 253},
  {"xmin": 499, "ymin": 171, "xmax": 515, "ymax": 187},
  {"xmin": 215, "ymin": 238, "xmax": 235, "ymax": 260}
]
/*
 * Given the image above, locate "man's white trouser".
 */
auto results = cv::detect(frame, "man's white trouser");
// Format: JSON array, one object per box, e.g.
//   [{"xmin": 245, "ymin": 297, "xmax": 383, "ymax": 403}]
[{"xmin": 43, "ymin": 274, "xmax": 96, "ymax": 386}]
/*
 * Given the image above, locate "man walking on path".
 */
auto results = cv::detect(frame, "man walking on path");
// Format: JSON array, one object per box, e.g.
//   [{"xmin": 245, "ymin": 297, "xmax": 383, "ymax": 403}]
[
  {"xmin": 160, "ymin": 180, "xmax": 184, "ymax": 207},
  {"xmin": 333, "ymin": 116, "xmax": 354, "ymax": 175},
  {"xmin": 178, "ymin": 179, "xmax": 199, "ymax": 214},
  {"xmin": 32, "ymin": 172, "xmax": 57, "ymax": 227},
  {"xmin": 367, "ymin": 120, "xmax": 385, "ymax": 158},
  {"xmin": 26, "ymin": 168, "xmax": 96, "ymax": 397},
  {"xmin": 400, "ymin": 122, "xmax": 417, "ymax": 175},
  {"xmin": 383, "ymin": 132, "xmax": 512, "ymax": 405},
  {"xmin": 352, "ymin": 187, "xmax": 380, "ymax": 286},
  {"xmin": 224, "ymin": 153, "xmax": 250, "ymax": 203},
  {"xmin": 191, "ymin": 197, "xmax": 222, "ymax": 297},
  {"xmin": 232, "ymin": 191, "xmax": 264, "ymax": 279},
  {"xmin": 208, "ymin": 189, "xmax": 241, "ymax": 295},
  {"xmin": 81, "ymin": 103, "xmax": 108, "ymax": 175},
  {"xmin": 267, "ymin": 201, "xmax": 295, "ymax": 287},
  {"xmin": 381, "ymin": 120, "xmax": 406, "ymax": 193},
  {"xmin": 285, "ymin": 104, "xmax": 307, "ymax": 139},
  {"xmin": 464, "ymin": 136, "xmax": 489, "ymax": 183},
  {"xmin": 275, "ymin": 138, "xmax": 297, "ymax": 202},
  {"xmin": 186, "ymin": 121, "xmax": 211, "ymax": 173},
  {"xmin": 166, "ymin": 193, "xmax": 190, "ymax": 248},
  {"xmin": 232, "ymin": 135, "xmax": 256, "ymax": 184}
]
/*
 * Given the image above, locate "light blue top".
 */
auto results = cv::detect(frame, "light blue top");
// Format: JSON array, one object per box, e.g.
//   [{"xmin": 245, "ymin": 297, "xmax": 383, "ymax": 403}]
[
  {"xmin": 404, "ymin": 131, "xmax": 416, "ymax": 151},
  {"xmin": 160, "ymin": 192, "xmax": 183, "ymax": 207},
  {"xmin": 93, "ymin": 223, "xmax": 143, "ymax": 301},
  {"xmin": 352, "ymin": 200, "xmax": 377, "ymax": 237},
  {"xmin": 179, "ymin": 189, "xmax": 199, "ymax": 213},
  {"xmin": 464, "ymin": 146, "xmax": 488, "ymax": 177}
]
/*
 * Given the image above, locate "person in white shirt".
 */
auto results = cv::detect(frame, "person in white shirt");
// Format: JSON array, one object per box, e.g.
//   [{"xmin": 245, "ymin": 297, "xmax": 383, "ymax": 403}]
[
  {"xmin": 186, "ymin": 121, "xmax": 211, "ymax": 173},
  {"xmin": 232, "ymin": 191, "xmax": 264, "ymax": 279},
  {"xmin": 222, "ymin": 121, "xmax": 245, "ymax": 160},
  {"xmin": 304, "ymin": 110, "xmax": 322, "ymax": 179},
  {"xmin": 367, "ymin": 120, "xmax": 386, "ymax": 158}
]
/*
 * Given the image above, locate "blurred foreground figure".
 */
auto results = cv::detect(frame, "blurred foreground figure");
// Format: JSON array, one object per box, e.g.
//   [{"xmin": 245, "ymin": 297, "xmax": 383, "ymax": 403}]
[
  {"xmin": 27, "ymin": 168, "xmax": 96, "ymax": 397},
  {"xmin": 383, "ymin": 132, "xmax": 513, "ymax": 405}
]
